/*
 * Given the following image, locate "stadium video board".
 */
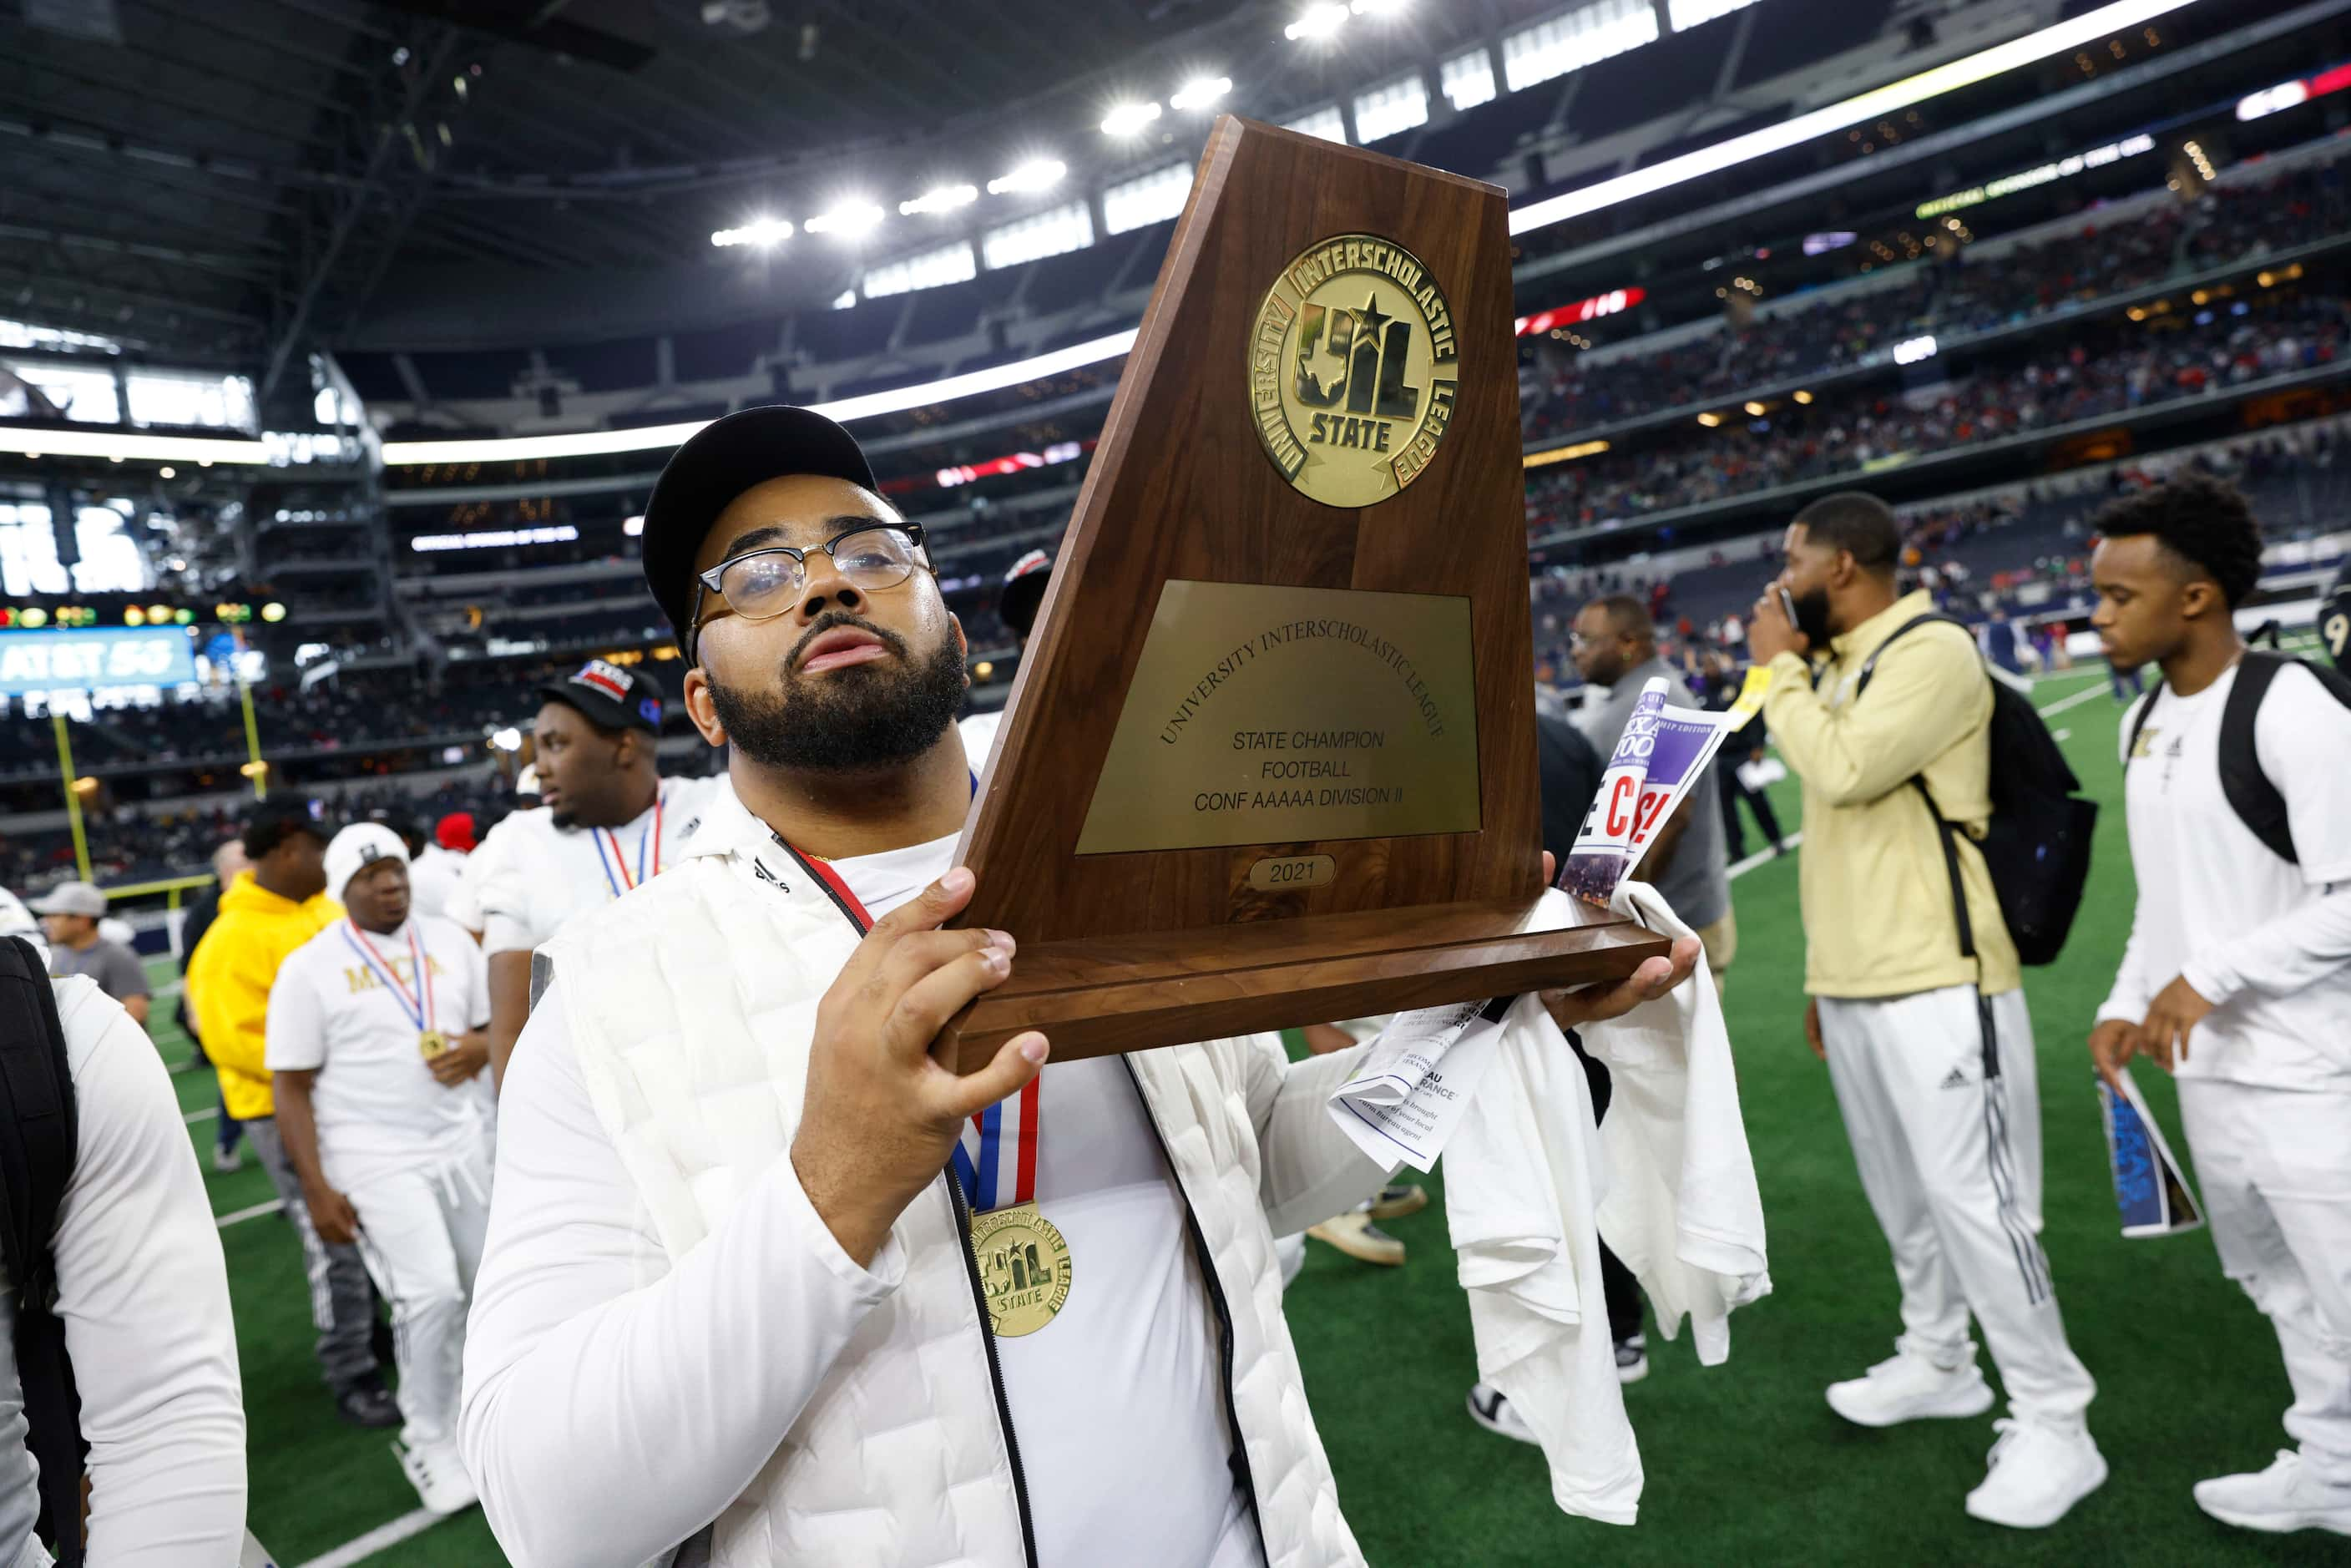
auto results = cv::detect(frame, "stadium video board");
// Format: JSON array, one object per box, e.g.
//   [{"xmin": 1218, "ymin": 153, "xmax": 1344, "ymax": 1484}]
[{"xmin": 0, "ymin": 625, "xmax": 200, "ymax": 695}]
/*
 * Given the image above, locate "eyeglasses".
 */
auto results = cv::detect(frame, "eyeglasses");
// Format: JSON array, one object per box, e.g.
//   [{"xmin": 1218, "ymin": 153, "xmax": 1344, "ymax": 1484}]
[{"xmin": 690, "ymin": 522, "xmax": 928, "ymax": 654}]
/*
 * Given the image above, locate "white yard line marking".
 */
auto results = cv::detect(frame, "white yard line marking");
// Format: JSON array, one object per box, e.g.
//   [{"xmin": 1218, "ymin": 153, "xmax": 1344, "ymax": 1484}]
[
  {"xmin": 291, "ymin": 1507, "xmax": 443, "ymax": 1568},
  {"xmin": 2050, "ymin": 729, "xmax": 2071, "ymax": 742},
  {"xmin": 185, "ymin": 1106, "xmax": 218, "ymax": 1125},
  {"xmin": 2035, "ymin": 681, "xmax": 2121, "ymax": 720},
  {"xmin": 215, "ymin": 1198, "xmax": 285, "ymax": 1229},
  {"xmin": 1727, "ymin": 833, "xmax": 1801, "ymax": 881}
]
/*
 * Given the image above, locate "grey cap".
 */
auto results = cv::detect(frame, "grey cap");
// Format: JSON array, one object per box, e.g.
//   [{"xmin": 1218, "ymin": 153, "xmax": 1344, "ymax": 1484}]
[{"xmin": 29, "ymin": 881, "xmax": 105, "ymax": 918}]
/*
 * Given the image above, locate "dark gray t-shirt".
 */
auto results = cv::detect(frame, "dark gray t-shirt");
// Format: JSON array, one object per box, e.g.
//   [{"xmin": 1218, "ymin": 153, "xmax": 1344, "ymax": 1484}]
[
  {"xmin": 1573, "ymin": 655, "xmax": 1732, "ymax": 928},
  {"xmin": 51, "ymin": 938, "xmax": 149, "ymax": 1005}
]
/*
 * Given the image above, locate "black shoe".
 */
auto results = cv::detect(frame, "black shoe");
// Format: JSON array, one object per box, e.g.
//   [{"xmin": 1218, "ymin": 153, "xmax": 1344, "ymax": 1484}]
[
  {"xmin": 337, "ymin": 1381, "xmax": 400, "ymax": 1429},
  {"xmin": 1615, "ymin": 1333, "xmax": 1650, "ymax": 1384}
]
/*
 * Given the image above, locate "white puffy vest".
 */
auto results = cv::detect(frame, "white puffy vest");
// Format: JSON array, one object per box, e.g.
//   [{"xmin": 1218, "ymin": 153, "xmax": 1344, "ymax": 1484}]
[{"xmin": 543, "ymin": 794, "xmax": 1366, "ymax": 1568}]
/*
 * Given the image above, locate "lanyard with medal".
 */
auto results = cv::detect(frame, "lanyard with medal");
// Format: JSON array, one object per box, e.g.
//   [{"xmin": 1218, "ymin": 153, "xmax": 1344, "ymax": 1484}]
[
  {"xmin": 771, "ymin": 771, "xmax": 1070, "ymax": 1338},
  {"xmin": 594, "ymin": 787, "xmax": 665, "ymax": 897},
  {"xmin": 341, "ymin": 920, "xmax": 447, "ymax": 1059}
]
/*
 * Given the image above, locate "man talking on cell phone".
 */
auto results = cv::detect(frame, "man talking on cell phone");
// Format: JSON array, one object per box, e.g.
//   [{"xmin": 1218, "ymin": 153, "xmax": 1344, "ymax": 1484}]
[
  {"xmin": 1748, "ymin": 492, "xmax": 2101, "ymax": 1530},
  {"xmin": 458, "ymin": 406, "xmax": 1696, "ymax": 1568}
]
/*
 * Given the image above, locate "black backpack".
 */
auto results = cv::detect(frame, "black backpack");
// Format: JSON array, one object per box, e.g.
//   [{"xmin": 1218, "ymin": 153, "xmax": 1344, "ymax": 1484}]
[
  {"xmin": 1852, "ymin": 615, "xmax": 2097, "ymax": 967},
  {"xmin": 2122, "ymin": 650, "xmax": 2351, "ymax": 863},
  {"xmin": 0, "ymin": 937, "xmax": 84, "ymax": 1566}
]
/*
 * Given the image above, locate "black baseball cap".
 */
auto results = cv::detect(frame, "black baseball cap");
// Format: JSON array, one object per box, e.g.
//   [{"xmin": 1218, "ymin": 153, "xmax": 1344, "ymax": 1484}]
[
  {"xmin": 538, "ymin": 659, "xmax": 667, "ymax": 734},
  {"xmin": 639, "ymin": 405, "xmax": 879, "ymax": 654},
  {"xmin": 243, "ymin": 797, "xmax": 331, "ymax": 859},
  {"xmin": 999, "ymin": 549, "xmax": 1054, "ymax": 641}
]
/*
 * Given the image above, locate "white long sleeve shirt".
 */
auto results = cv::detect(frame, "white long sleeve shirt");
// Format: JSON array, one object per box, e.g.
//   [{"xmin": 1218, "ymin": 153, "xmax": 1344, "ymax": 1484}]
[
  {"xmin": 2098, "ymin": 661, "xmax": 2351, "ymax": 1090},
  {"xmin": 8, "ymin": 978, "xmax": 246, "ymax": 1564}
]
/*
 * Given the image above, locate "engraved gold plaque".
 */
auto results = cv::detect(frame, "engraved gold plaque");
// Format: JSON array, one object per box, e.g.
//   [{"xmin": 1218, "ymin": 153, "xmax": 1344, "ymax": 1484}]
[
  {"xmin": 1247, "ymin": 233, "xmax": 1460, "ymax": 508},
  {"xmin": 1074, "ymin": 580, "xmax": 1482, "ymax": 855}
]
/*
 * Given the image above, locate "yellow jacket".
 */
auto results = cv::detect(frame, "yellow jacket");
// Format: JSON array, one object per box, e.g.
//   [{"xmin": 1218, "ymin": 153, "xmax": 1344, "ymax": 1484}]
[
  {"xmin": 185, "ymin": 872, "xmax": 341, "ymax": 1120},
  {"xmin": 1762, "ymin": 589, "xmax": 2020, "ymax": 1000}
]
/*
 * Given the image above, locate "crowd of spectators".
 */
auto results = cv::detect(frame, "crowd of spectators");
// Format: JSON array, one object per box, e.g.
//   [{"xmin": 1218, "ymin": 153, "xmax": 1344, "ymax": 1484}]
[
  {"xmin": 0, "ymin": 775, "xmax": 523, "ymax": 899},
  {"xmin": 1524, "ymin": 290, "xmax": 2348, "ymax": 534},
  {"xmin": 1519, "ymin": 157, "xmax": 2348, "ymax": 441}
]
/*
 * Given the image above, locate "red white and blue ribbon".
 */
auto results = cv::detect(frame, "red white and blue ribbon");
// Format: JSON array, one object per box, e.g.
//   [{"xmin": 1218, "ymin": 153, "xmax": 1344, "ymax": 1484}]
[
  {"xmin": 953, "ymin": 1076, "xmax": 1039, "ymax": 1212},
  {"xmin": 341, "ymin": 920, "xmax": 434, "ymax": 1034},
  {"xmin": 594, "ymin": 787, "xmax": 664, "ymax": 898}
]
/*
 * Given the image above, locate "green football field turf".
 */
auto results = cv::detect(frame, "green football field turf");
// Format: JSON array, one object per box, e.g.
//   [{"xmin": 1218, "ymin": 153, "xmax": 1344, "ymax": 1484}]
[{"xmin": 149, "ymin": 656, "xmax": 2350, "ymax": 1566}]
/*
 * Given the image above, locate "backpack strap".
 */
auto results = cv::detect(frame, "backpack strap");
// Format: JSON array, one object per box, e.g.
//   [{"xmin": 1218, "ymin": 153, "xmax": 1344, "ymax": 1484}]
[
  {"xmin": 1843, "ymin": 616, "xmax": 2011, "ymax": 1073},
  {"xmin": 2220, "ymin": 652, "xmax": 2351, "ymax": 865},
  {"xmin": 0, "ymin": 938, "xmax": 83, "ymax": 1565},
  {"xmin": 2122, "ymin": 677, "xmax": 2166, "ymax": 770},
  {"xmin": 1853, "ymin": 612, "xmax": 1971, "ymax": 700}
]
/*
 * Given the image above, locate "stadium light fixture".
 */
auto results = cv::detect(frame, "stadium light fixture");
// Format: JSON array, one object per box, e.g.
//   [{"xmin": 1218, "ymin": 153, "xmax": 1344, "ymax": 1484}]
[
  {"xmin": 710, "ymin": 217, "xmax": 794, "ymax": 249},
  {"xmin": 1101, "ymin": 101, "xmax": 1163, "ymax": 138},
  {"xmin": 1350, "ymin": 0, "xmax": 1406, "ymax": 14},
  {"xmin": 988, "ymin": 159, "xmax": 1068, "ymax": 195},
  {"xmin": 382, "ymin": 328, "xmax": 1141, "ymax": 467},
  {"xmin": 0, "ymin": 427, "xmax": 274, "ymax": 465},
  {"xmin": 1285, "ymin": 3, "xmax": 1347, "ymax": 42},
  {"xmin": 1697, "ymin": 412, "xmax": 1723, "ymax": 427},
  {"xmin": 900, "ymin": 184, "xmax": 978, "ymax": 216},
  {"xmin": 804, "ymin": 201, "xmax": 885, "ymax": 239},
  {"xmin": 1793, "ymin": 389, "xmax": 1814, "ymax": 404},
  {"xmin": 1893, "ymin": 334, "xmax": 1939, "ymax": 365},
  {"xmin": 1507, "ymin": 0, "xmax": 2207, "ymax": 237},
  {"xmin": 624, "ymin": 514, "xmax": 645, "ymax": 536},
  {"xmin": 1170, "ymin": 76, "xmax": 1231, "ymax": 112}
]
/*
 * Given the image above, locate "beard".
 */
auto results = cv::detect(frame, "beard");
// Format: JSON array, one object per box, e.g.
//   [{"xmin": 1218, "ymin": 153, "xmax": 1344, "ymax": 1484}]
[
  {"xmin": 708, "ymin": 613, "xmax": 968, "ymax": 773},
  {"xmin": 1789, "ymin": 584, "xmax": 1836, "ymax": 648}
]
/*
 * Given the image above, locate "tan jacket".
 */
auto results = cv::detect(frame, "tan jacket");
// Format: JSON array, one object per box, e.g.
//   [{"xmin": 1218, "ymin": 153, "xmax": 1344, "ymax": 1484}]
[{"xmin": 1762, "ymin": 589, "xmax": 2020, "ymax": 999}]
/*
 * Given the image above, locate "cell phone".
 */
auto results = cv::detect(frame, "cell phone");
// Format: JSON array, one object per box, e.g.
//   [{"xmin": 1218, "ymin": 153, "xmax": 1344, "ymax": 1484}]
[{"xmin": 1774, "ymin": 583, "xmax": 1799, "ymax": 629}]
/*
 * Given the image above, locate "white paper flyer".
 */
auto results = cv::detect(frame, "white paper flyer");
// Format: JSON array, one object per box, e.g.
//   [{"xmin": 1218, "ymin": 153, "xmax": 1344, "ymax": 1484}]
[{"xmin": 1327, "ymin": 1000, "xmax": 1508, "ymax": 1173}]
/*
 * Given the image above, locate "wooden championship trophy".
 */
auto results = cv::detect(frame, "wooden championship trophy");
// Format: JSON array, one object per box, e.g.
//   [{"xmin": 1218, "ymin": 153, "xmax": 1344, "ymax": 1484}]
[{"xmin": 941, "ymin": 114, "xmax": 1669, "ymax": 1072}]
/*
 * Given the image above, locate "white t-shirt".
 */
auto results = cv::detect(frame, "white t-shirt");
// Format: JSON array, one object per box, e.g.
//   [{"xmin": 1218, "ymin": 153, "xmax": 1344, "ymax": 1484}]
[
  {"xmin": 2100, "ymin": 661, "xmax": 2351, "ymax": 1090},
  {"xmin": 473, "ymin": 774, "xmax": 726, "ymax": 957},
  {"xmin": 265, "ymin": 914, "xmax": 494, "ymax": 1189},
  {"xmin": 407, "ymin": 842, "xmax": 468, "ymax": 923},
  {"xmin": 822, "ymin": 834, "xmax": 1257, "ymax": 1568}
]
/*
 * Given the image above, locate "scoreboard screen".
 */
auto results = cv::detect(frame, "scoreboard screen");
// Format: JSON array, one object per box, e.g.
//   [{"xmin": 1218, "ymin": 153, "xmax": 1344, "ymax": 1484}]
[{"xmin": 0, "ymin": 626, "xmax": 199, "ymax": 695}]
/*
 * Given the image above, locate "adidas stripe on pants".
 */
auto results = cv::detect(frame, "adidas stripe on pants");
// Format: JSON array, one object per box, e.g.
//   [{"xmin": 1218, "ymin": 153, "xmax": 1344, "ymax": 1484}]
[{"xmin": 1818, "ymin": 983, "xmax": 2096, "ymax": 1425}]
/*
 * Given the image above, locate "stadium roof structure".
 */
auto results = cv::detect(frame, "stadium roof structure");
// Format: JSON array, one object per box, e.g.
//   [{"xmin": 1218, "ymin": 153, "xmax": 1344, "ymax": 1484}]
[{"xmin": 0, "ymin": 0, "xmax": 1524, "ymax": 392}]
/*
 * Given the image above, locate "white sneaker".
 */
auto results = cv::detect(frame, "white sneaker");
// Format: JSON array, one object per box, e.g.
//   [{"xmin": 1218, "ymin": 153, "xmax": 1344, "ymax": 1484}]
[
  {"xmin": 2193, "ymin": 1451, "xmax": 2351, "ymax": 1536},
  {"xmin": 397, "ymin": 1440, "xmax": 480, "ymax": 1515},
  {"xmin": 1465, "ymin": 1383, "xmax": 1538, "ymax": 1446},
  {"xmin": 1825, "ymin": 1351, "xmax": 1995, "ymax": 1428},
  {"xmin": 1964, "ymin": 1419, "xmax": 2106, "ymax": 1529}
]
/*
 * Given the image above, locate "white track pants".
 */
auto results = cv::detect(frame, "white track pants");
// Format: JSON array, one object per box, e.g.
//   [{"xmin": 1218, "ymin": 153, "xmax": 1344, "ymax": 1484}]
[
  {"xmin": 1818, "ymin": 984, "xmax": 2096, "ymax": 1425},
  {"xmin": 2179, "ymin": 1080, "xmax": 2351, "ymax": 1483},
  {"xmin": 349, "ymin": 1145, "xmax": 493, "ymax": 1451}
]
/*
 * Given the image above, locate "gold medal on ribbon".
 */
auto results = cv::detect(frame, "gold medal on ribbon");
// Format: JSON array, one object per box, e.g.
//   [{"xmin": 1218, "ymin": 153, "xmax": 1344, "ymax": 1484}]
[
  {"xmin": 968, "ymin": 1201, "xmax": 1073, "ymax": 1338},
  {"xmin": 417, "ymin": 1029, "xmax": 449, "ymax": 1059}
]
